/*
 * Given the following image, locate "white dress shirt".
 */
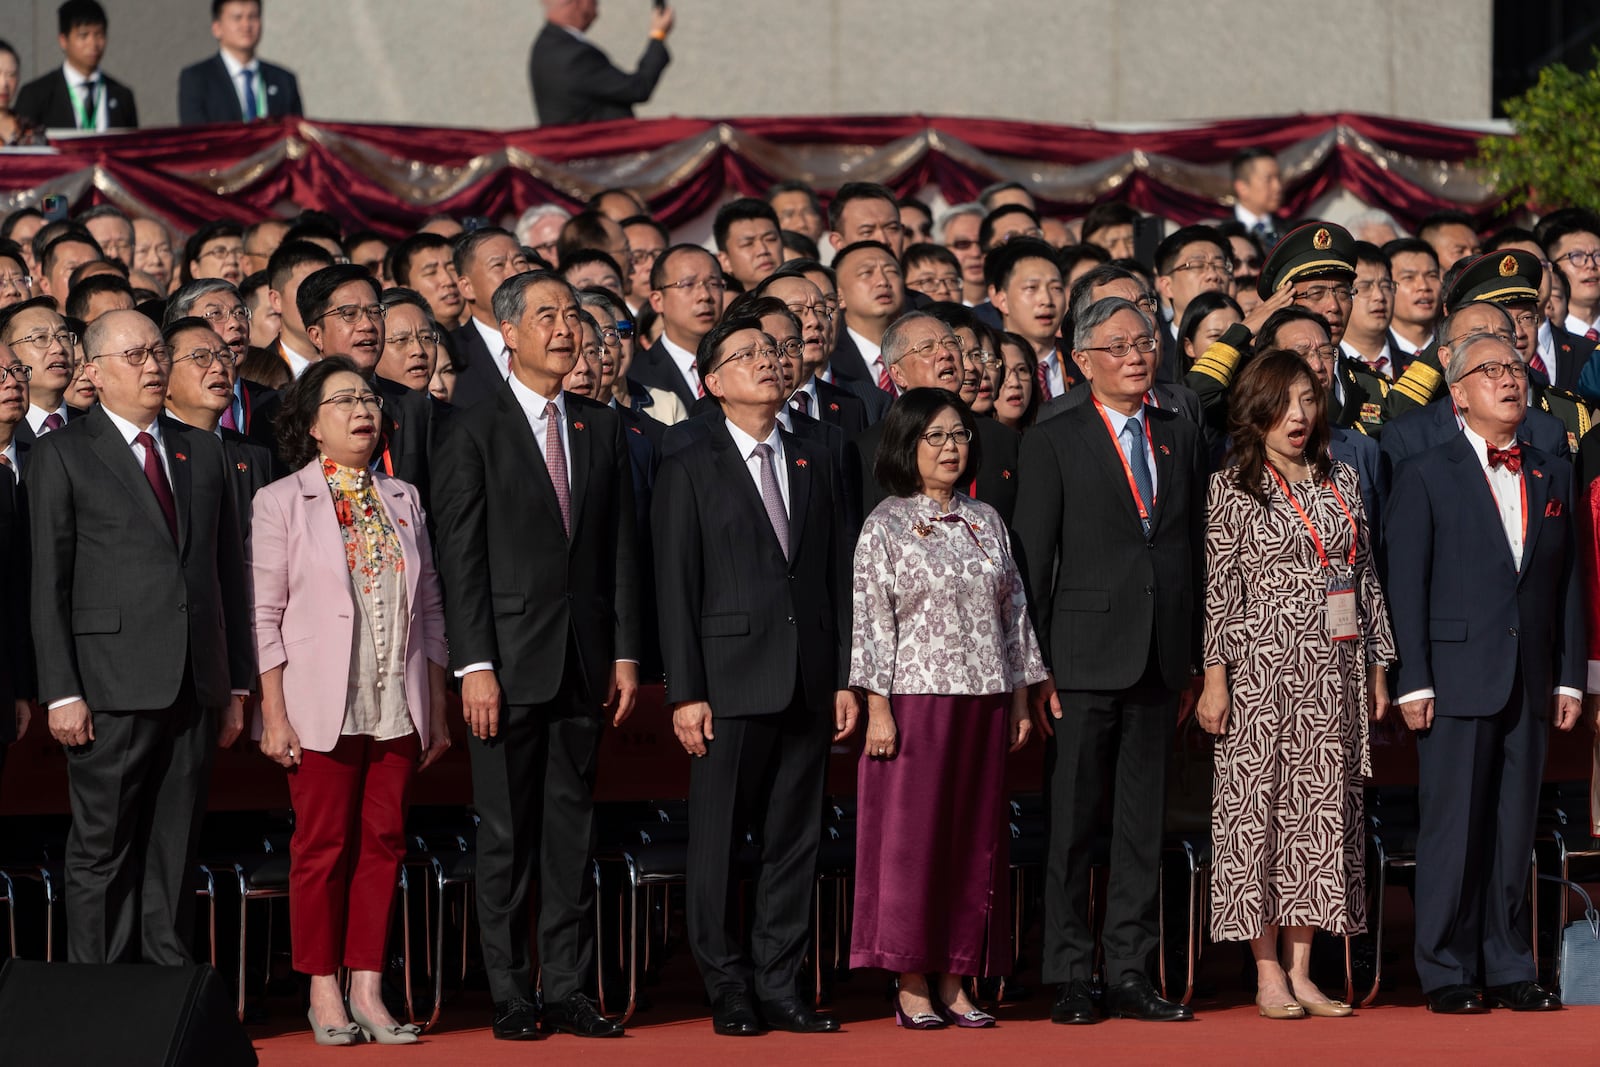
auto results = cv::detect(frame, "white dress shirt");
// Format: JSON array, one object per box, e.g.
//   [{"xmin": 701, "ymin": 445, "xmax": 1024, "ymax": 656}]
[
  {"xmin": 281, "ymin": 339, "xmax": 312, "ymax": 380},
  {"xmin": 1565, "ymin": 312, "xmax": 1600, "ymax": 340},
  {"xmin": 1536, "ymin": 319, "xmax": 1558, "ymax": 384},
  {"xmin": 1, "ymin": 440, "xmax": 17, "ymax": 471},
  {"xmin": 1399, "ymin": 426, "xmax": 1582, "ymax": 705},
  {"xmin": 61, "ymin": 61, "xmax": 108, "ymax": 130},
  {"xmin": 1037, "ymin": 347, "xmax": 1068, "ymax": 399},
  {"xmin": 219, "ymin": 49, "xmax": 263, "ymax": 120},
  {"xmin": 1100, "ymin": 401, "xmax": 1158, "ymax": 498},
  {"xmin": 846, "ymin": 326, "xmax": 886, "ymax": 386},
  {"xmin": 661, "ymin": 334, "xmax": 702, "ymax": 398},
  {"xmin": 471, "ymin": 315, "xmax": 511, "ymax": 379},
  {"xmin": 1234, "ymin": 204, "xmax": 1275, "ymax": 235},
  {"xmin": 1341, "ymin": 339, "xmax": 1395, "ymax": 380},
  {"xmin": 26, "ymin": 403, "xmax": 71, "ymax": 436},
  {"xmin": 724, "ymin": 419, "xmax": 790, "ymax": 516},
  {"xmin": 789, "ymin": 378, "xmax": 821, "ymax": 417}
]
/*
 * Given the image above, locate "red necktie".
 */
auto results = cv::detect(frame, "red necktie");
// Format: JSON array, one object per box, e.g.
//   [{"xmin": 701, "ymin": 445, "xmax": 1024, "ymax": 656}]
[
  {"xmin": 543, "ymin": 402, "xmax": 571, "ymax": 537},
  {"xmin": 1487, "ymin": 444, "xmax": 1523, "ymax": 474},
  {"xmin": 1036, "ymin": 362, "xmax": 1052, "ymax": 400},
  {"xmin": 1366, "ymin": 356, "xmax": 1388, "ymax": 374},
  {"xmin": 135, "ymin": 431, "xmax": 179, "ymax": 542},
  {"xmin": 1586, "ymin": 329, "xmax": 1599, "ymax": 342},
  {"xmin": 1528, "ymin": 352, "xmax": 1549, "ymax": 377},
  {"xmin": 877, "ymin": 363, "xmax": 897, "ymax": 397}
]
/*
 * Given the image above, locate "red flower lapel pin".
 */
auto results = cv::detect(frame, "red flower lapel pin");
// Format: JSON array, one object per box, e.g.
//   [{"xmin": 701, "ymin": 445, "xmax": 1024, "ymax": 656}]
[
  {"xmin": 1532, "ymin": 469, "xmax": 1544, "ymax": 479},
  {"xmin": 795, "ymin": 458, "xmax": 808, "ymax": 468},
  {"xmin": 397, "ymin": 516, "xmax": 409, "ymax": 527},
  {"xmin": 1159, "ymin": 444, "xmax": 1171, "ymax": 455},
  {"xmin": 174, "ymin": 452, "xmax": 187, "ymax": 462},
  {"xmin": 829, "ymin": 402, "xmax": 840, "ymax": 412},
  {"xmin": 573, "ymin": 421, "xmax": 585, "ymax": 431},
  {"xmin": 1546, "ymin": 499, "xmax": 1562, "ymax": 517},
  {"xmin": 1001, "ymin": 469, "xmax": 1012, "ymax": 479},
  {"xmin": 235, "ymin": 462, "xmax": 248, "ymax": 471}
]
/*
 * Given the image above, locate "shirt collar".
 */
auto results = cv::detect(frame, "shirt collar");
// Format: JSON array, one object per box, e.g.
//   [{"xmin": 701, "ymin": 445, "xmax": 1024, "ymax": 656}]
[
  {"xmin": 61, "ymin": 61, "xmax": 98, "ymax": 86},
  {"xmin": 507, "ymin": 373, "xmax": 565, "ymax": 421},
  {"xmin": 1097, "ymin": 398, "xmax": 1149, "ymax": 438},
  {"xmin": 660, "ymin": 334, "xmax": 698, "ymax": 376},
  {"xmin": 471, "ymin": 316, "xmax": 509, "ymax": 375},
  {"xmin": 1460, "ymin": 423, "xmax": 1517, "ymax": 468},
  {"xmin": 219, "ymin": 50, "xmax": 259, "ymax": 79},
  {"xmin": 100, "ymin": 405, "xmax": 161, "ymax": 447},
  {"xmin": 1538, "ymin": 318, "xmax": 1554, "ymax": 359},
  {"xmin": 724, "ymin": 417, "xmax": 782, "ymax": 463},
  {"xmin": 1566, "ymin": 312, "xmax": 1600, "ymax": 337},
  {"xmin": 846, "ymin": 326, "xmax": 882, "ymax": 363}
]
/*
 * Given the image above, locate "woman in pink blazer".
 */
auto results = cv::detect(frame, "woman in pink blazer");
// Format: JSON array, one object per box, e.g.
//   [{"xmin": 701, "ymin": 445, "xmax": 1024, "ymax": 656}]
[{"xmin": 252, "ymin": 356, "xmax": 449, "ymax": 1046}]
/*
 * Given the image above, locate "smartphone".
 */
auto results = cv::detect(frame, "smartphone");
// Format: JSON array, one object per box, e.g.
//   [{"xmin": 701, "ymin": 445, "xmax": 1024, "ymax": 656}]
[{"xmin": 41, "ymin": 194, "xmax": 69, "ymax": 222}]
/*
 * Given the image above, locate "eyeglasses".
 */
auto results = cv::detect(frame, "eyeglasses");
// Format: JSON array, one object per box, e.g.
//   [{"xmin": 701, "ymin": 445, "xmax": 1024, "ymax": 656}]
[
  {"xmin": 630, "ymin": 249, "xmax": 663, "ymax": 268},
  {"xmin": 199, "ymin": 304, "xmax": 251, "ymax": 325},
  {"xmin": 975, "ymin": 350, "xmax": 1002, "ymax": 369},
  {"xmin": 1170, "ymin": 257, "xmax": 1233, "ymax": 276},
  {"xmin": 656, "ymin": 276, "xmax": 727, "ymax": 295},
  {"xmin": 773, "ymin": 338, "xmax": 803, "ymax": 358},
  {"xmin": 595, "ymin": 328, "xmax": 622, "ymax": 348},
  {"xmin": 577, "ymin": 344, "xmax": 602, "ymax": 362},
  {"xmin": 320, "ymin": 393, "xmax": 385, "ymax": 413},
  {"xmin": 899, "ymin": 337, "xmax": 964, "ymax": 361},
  {"xmin": 315, "ymin": 303, "xmax": 387, "ymax": 325},
  {"xmin": 0, "ymin": 273, "xmax": 29, "ymax": 290},
  {"xmin": 1291, "ymin": 285, "xmax": 1355, "ymax": 304},
  {"xmin": 12, "ymin": 329, "xmax": 77, "ymax": 352},
  {"xmin": 1081, "ymin": 336, "xmax": 1158, "ymax": 358},
  {"xmin": 1352, "ymin": 280, "xmax": 1397, "ymax": 297},
  {"xmin": 1288, "ymin": 344, "xmax": 1342, "ymax": 363},
  {"xmin": 0, "ymin": 364, "xmax": 33, "ymax": 384},
  {"xmin": 1003, "ymin": 365, "xmax": 1033, "ymax": 383},
  {"xmin": 785, "ymin": 302, "xmax": 834, "ymax": 321},
  {"xmin": 710, "ymin": 344, "xmax": 779, "ymax": 374},
  {"xmin": 1556, "ymin": 249, "xmax": 1600, "ymax": 269},
  {"xmin": 1133, "ymin": 294, "xmax": 1160, "ymax": 313},
  {"xmin": 1458, "ymin": 360, "xmax": 1528, "ymax": 381},
  {"xmin": 910, "ymin": 276, "xmax": 962, "ymax": 296},
  {"xmin": 91, "ymin": 343, "xmax": 173, "ymax": 367},
  {"xmin": 172, "ymin": 346, "xmax": 235, "ymax": 369},
  {"xmin": 1510, "ymin": 310, "xmax": 1541, "ymax": 330},
  {"xmin": 920, "ymin": 427, "xmax": 973, "ymax": 447},
  {"xmin": 200, "ymin": 246, "xmax": 244, "ymax": 262},
  {"xmin": 387, "ymin": 328, "xmax": 441, "ymax": 347}
]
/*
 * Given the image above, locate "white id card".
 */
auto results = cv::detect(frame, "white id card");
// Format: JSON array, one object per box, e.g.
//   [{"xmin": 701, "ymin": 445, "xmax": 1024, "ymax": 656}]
[{"xmin": 1325, "ymin": 576, "xmax": 1358, "ymax": 642}]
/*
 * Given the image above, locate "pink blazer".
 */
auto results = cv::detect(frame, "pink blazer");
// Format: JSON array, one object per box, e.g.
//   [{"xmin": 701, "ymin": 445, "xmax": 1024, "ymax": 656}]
[{"xmin": 250, "ymin": 463, "xmax": 447, "ymax": 753}]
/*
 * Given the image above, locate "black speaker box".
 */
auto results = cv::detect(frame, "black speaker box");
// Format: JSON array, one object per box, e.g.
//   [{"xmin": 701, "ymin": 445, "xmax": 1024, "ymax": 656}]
[{"xmin": 0, "ymin": 960, "xmax": 256, "ymax": 1067}]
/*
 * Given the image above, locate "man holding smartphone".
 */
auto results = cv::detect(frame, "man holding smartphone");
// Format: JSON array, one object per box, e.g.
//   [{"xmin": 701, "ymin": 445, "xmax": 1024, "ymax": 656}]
[{"xmin": 529, "ymin": 0, "xmax": 675, "ymax": 126}]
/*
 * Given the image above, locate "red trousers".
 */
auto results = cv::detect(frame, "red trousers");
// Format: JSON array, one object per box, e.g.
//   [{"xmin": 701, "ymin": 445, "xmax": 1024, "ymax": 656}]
[{"xmin": 287, "ymin": 732, "xmax": 418, "ymax": 975}]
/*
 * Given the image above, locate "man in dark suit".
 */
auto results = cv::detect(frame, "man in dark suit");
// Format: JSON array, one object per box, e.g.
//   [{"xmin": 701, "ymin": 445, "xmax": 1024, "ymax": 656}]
[
  {"xmin": 13, "ymin": 1, "xmax": 137, "ymax": 131},
  {"xmin": 0, "ymin": 342, "xmax": 34, "ymax": 783},
  {"xmin": 1384, "ymin": 331, "xmax": 1581, "ymax": 1015},
  {"xmin": 753, "ymin": 270, "xmax": 871, "ymax": 437},
  {"xmin": 298, "ymin": 265, "xmax": 438, "ymax": 507},
  {"xmin": 530, "ymin": 0, "xmax": 673, "ymax": 126},
  {"xmin": 0, "ymin": 298, "xmax": 85, "ymax": 446},
  {"xmin": 1012, "ymin": 296, "xmax": 1205, "ymax": 1025},
  {"xmin": 1038, "ymin": 380, "xmax": 1201, "ymax": 426},
  {"xmin": 449, "ymin": 229, "xmax": 533, "ymax": 410},
  {"xmin": 827, "ymin": 242, "xmax": 905, "ymax": 410},
  {"xmin": 843, "ymin": 312, "xmax": 1018, "ymax": 529},
  {"xmin": 636, "ymin": 245, "xmax": 724, "ymax": 410},
  {"xmin": 177, "ymin": 0, "xmax": 303, "ymax": 125},
  {"xmin": 653, "ymin": 313, "xmax": 855, "ymax": 1036},
  {"xmin": 29, "ymin": 309, "xmax": 253, "ymax": 965},
  {"xmin": 164, "ymin": 278, "xmax": 281, "ymax": 448},
  {"xmin": 433, "ymin": 270, "xmax": 637, "ymax": 1041}
]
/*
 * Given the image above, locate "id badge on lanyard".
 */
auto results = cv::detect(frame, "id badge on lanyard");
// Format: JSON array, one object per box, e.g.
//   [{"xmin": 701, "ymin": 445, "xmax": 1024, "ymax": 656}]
[{"xmin": 1324, "ymin": 572, "xmax": 1359, "ymax": 642}]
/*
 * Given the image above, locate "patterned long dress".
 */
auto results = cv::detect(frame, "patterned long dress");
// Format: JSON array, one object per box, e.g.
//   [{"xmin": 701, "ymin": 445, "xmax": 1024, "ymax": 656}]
[{"xmin": 1203, "ymin": 461, "xmax": 1394, "ymax": 941}]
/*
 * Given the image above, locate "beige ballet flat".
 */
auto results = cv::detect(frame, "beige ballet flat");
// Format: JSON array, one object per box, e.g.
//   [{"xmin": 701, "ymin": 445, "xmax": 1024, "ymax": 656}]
[
  {"xmin": 1295, "ymin": 997, "xmax": 1353, "ymax": 1017},
  {"xmin": 1257, "ymin": 1001, "xmax": 1306, "ymax": 1020}
]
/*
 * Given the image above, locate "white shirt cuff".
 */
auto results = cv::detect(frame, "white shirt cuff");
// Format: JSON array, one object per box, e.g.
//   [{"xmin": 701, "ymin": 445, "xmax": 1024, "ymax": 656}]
[
  {"xmin": 454, "ymin": 662, "xmax": 494, "ymax": 678},
  {"xmin": 231, "ymin": 689, "xmax": 250, "ymax": 698},
  {"xmin": 1556, "ymin": 686, "xmax": 1583, "ymax": 701},
  {"xmin": 1396, "ymin": 688, "xmax": 1434, "ymax": 705},
  {"xmin": 46, "ymin": 695, "xmax": 83, "ymax": 711}
]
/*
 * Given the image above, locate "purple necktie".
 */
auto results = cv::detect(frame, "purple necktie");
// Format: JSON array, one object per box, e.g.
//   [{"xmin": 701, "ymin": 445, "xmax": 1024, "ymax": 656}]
[
  {"xmin": 544, "ymin": 401, "xmax": 571, "ymax": 537},
  {"xmin": 40, "ymin": 412, "xmax": 64, "ymax": 434},
  {"xmin": 220, "ymin": 403, "xmax": 238, "ymax": 431},
  {"xmin": 792, "ymin": 391, "xmax": 811, "ymax": 417},
  {"xmin": 753, "ymin": 442, "xmax": 789, "ymax": 560},
  {"xmin": 135, "ymin": 431, "xmax": 178, "ymax": 542}
]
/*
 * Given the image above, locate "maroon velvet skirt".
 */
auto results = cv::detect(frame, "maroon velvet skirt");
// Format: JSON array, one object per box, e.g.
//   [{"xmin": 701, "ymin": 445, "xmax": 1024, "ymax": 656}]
[{"xmin": 849, "ymin": 692, "xmax": 1012, "ymax": 976}]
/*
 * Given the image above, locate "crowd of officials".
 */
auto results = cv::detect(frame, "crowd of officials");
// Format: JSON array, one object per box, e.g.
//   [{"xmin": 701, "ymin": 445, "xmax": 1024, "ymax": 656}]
[{"xmin": 2, "ymin": 10, "xmax": 1600, "ymax": 1040}]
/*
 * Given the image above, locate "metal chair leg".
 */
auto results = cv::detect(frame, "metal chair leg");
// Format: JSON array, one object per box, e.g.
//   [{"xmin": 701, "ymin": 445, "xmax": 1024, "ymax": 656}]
[
  {"xmin": 623, "ymin": 859, "xmax": 641, "ymax": 1025},
  {"xmin": 1359, "ymin": 840, "xmax": 1387, "ymax": 1008}
]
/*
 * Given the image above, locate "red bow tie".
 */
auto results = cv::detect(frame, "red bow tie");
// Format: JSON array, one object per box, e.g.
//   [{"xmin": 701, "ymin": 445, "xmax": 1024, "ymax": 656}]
[{"xmin": 1487, "ymin": 444, "xmax": 1522, "ymax": 474}]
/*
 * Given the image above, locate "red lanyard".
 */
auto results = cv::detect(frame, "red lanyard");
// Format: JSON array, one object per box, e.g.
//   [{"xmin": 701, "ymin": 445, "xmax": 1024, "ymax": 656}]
[
  {"xmin": 1267, "ymin": 466, "xmax": 1357, "ymax": 570},
  {"xmin": 1092, "ymin": 397, "xmax": 1154, "ymax": 524}
]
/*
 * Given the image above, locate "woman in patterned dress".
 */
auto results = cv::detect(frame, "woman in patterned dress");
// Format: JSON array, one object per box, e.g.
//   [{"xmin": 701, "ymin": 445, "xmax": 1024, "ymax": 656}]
[
  {"xmin": 252, "ymin": 357, "xmax": 450, "ymax": 1045},
  {"xmin": 1196, "ymin": 350, "xmax": 1394, "ymax": 1019},
  {"xmin": 850, "ymin": 387, "xmax": 1047, "ymax": 1029}
]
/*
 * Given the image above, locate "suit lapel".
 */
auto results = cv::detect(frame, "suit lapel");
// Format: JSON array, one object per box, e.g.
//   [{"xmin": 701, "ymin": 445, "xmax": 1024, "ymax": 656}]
[
  {"xmin": 1070, "ymin": 404, "xmax": 1146, "ymax": 535},
  {"xmin": 1146, "ymin": 411, "xmax": 1175, "ymax": 533},
  {"xmin": 297, "ymin": 463, "xmax": 351, "ymax": 590},
  {"xmin": 494, "ymin": 385, "xmax": 566, "ymax": 535},
  {"xmin": 1445, "ymin": 436, "xmax": 1518, "ymax": 577},
  {"xmin": 783, "ymin": 430, "xmax": 810, "ymax": 567},
  {"xmin": 86, "ymin": 408, "xmax": 174, "ymax": 543},
  {"xmin": 161, "ymin": 418, "xmax": 193, "ymax": 553},
  {"xmin": 710, "ymin": 420, "xmax": 781, "ymax": 557},
  {"xmin": 1518, "ymin": 450, "xmax": 1551, "ymax": 582},
  {"xmin": 565, "ymin": 393, "xmax": 590, "ymax": 537}
]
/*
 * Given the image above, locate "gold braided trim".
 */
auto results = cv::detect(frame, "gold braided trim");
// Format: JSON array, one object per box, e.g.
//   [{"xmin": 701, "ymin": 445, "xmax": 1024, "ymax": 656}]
[
  {"xmin": 1277, "ymin": 260, "xmax": 1355, "ymax": 288},
  {"xmin": 1189, "ymin": 342, "xmax": 1241, "ymax": 386},
  {"xmin": 1466, "ymin": 285, "xmax": 1539, "ymax": 305},
  {"xmin": 1392, "ymin": 362, "xmax": 1441, "ymax": 406}
]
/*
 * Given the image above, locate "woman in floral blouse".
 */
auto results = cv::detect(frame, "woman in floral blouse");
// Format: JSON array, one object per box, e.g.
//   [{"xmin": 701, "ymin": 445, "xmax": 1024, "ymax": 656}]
[
  {"xmin": 849, "ymin": 387, "xmax": 1046, "ymax": 1030},
  {"xmin": 252, "ymin": 357, "xmax": 449, "ymax": 1046}
]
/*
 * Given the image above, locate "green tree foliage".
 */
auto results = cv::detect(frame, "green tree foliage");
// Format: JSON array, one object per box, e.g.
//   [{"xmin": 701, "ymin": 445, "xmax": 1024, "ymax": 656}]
[{"xmin": 1479, "ymin": 50, "xmax": 1600, "ymax": 213}]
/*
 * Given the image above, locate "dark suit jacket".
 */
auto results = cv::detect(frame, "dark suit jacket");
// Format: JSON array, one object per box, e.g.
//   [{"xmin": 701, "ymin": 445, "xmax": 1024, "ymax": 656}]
[
  {"xmin": 529, "ymin": 21, "xmax": 669, "ymax": 126},
  {"xmin": 1379, "ymin": 397, "xmax": 1569, "ymax": 485},
  {"xmin": 433, "ymin": 385, "xmax": 637, "ymax": 706},
  {"xmin": 177, "ymin": 54, "xmax": 302, "ymax": 124},
  {"xmin": 0, "ymin": 457, "xmax": 33, "ymax": 738},
  {"xmin": 1329, "ymin": 424, "xmax": 1387, "ymax": 553},
  {"xmin": 1012, "ymin": 402, "xmax": 1207, "ymax": 692},
  {"xmin": 809, "ymin": 377, "xmax": 871, "ymax": 437},
  {"xmin": 27, "ymin": 409, "xmax": 253, "ymax": 710},
  {"xmin": 1038, "ymin": 381, "xmax": 1203, "ymax": 427},
  {"xmin": 1384, "ymin": 434, "xmax": 1583, "ymax": 716},
  {"xmin": 14, "ymin": 405, "xmax": 86, "ymax": 447},
  {"xmin": 447, "ymin": 319, "xmax": 507, "ymax": 411},
  {"xmin": 219, "ymin": 428, "xmax": 274, "ymax": 532},
  {"xmin": 652, "ymin": 416, "xmax": 847, "ymax": 716},
  {"xmin": 373, "ymin": 374, "xmax": 443, "ymax": 513},
  {"xmin": 13, "ymin": 68, "xmax": 137, "ymax": 129},
  {"xmin": 826, "ymin": 329, "xmax": 893, "ymax": 419},
  {"xmin": 631, "ymin": 338, "xmax": 698, "ymax": 411},
  {"xmin": 845, "ymin": 411, "xmax": 1019, "ymax": 530}
]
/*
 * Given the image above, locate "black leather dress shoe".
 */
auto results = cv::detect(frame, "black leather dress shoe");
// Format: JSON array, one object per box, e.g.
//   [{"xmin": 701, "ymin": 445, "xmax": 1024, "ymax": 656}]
[
  {"xmin": 712, "ymin": 991, "xmax": 763, "ymax": 1036},
  {"xmin": 1424, "ymin": 985, "xmax": 1489, "ymax": 1014},
  {"xmin": 1105, "ymin": 974, "xmax": 1193, "ymax": 1022},
  {"xmin": 491, "ymin": 997, "xmax": 543, "ymax": 1040},
  {"xmin": 759, "ymin": 997, "xmax": 840, "ymax": 1033},
  {"xmin": 1051, "ymin": 980, "xmax": 1100, "ymax": 1024},
  {"xmin": 541, "ymin": 991, "xmax": 624, "ymax": 1037},
  {"xmin": 1486, "ymin": 981, "xmax": 1562, "ymax": 1011}
]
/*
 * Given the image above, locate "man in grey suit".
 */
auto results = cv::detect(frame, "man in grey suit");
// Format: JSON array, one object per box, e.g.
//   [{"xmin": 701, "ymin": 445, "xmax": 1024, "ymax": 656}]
[
  {"xmin": 529, "ymin": 0, "xmax": 675, "ymax": 126},
  {"xmin": 29, "ymin": 309, "xmax": 254, "ymax": 965}
]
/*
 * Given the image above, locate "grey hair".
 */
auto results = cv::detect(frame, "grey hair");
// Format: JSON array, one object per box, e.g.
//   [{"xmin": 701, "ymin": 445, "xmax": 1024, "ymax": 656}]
[
  {"xmin": 1444, "ymin": 329, "xmax": 1520, "ymax": 387},
  {"xmin": 164, "ymin": 278, "xmax": 239, "ymax": 325},
  {"xmin": 1438, "ymin": 301, "xmax": 1513, "ymax": 351},
  {"xmin": 576, "ymin": 289, "xmax": 621, "ymax": 322},
  {"xmin": 490, "ymin": 269, "xmax": 571, "ymax": 327},
  {"xmin": 935, "ymin": 203, "xmax": 984, "ymax": 243},
  {"xmin": 1346, "ymin": 208, "xmax": 1406, "ymax": 241},
  {"xmin": 1073, "ymin": 296, "xmax": 1146, "ymax": 352},
  {"xmin": 882, "ymin": 310, "xmax": 951, "ymax": 366},
  {"xmin": 514, "ymin": 203, "xmax": 572, "ymax": 247}
]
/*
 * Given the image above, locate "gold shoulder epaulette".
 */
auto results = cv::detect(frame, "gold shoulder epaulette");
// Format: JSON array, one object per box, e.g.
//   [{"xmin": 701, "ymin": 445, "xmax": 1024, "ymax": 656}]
[
  {"xmin": 1391, "ymin": 362, "xmax": 1440, "ymax": 407},
  {"xmin": 1189, "ymin": 341, "xmax": 1241, "ymax": 387}
]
